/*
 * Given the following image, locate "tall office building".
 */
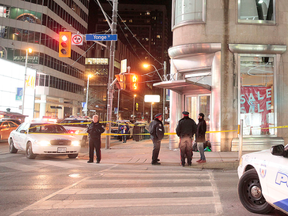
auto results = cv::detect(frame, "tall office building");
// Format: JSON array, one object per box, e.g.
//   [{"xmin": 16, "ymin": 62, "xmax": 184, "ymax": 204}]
[
  {"xmin": 0, "ymin": 0, "xmax": 89, "ymax": 118},
  {"xmin": 95, "ymin": 3, "xmax": 169, "ymax": 77}
]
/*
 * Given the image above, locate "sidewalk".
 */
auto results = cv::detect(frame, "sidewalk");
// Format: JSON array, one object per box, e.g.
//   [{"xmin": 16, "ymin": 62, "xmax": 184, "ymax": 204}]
[{"xmin": 78, "ymin": 138, "xmax": 244, "ymax": 170}]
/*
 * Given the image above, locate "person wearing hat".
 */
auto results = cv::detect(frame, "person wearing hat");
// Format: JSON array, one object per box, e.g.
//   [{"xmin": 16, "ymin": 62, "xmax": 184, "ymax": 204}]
[
  {"xmin": 149, "ymin": 113, "xmax": 164, "ymax": 165},
  {"xmin": 196, "ymin": 113, "xmax": 207, "ymax": 163},
  {"xmin": 176, "ymin": 111, "xmax": 197, "ymax": 166}
]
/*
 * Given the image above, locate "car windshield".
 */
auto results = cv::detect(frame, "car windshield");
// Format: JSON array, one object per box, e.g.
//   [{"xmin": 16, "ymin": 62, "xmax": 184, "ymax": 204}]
[
  {"xmin": 29, "ymin": 124, "xmax": 67, "ymax": 133},
  {"xmin": 61, "ymin": 120, "xmax": 89, "ymax": 127}
]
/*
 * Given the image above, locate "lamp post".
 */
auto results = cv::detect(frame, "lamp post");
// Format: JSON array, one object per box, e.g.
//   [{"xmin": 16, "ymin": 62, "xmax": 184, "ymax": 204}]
[
  {"xmin": 133, "ymin": 94, "xmax": 136, "ymax": 120},
  {"xmin": 85, "ymin": 74, "xmax": 93, "ymax": 116},
  {"xmin": 22, "ymin": 48, "xmax": 32, "ymax": 115}
]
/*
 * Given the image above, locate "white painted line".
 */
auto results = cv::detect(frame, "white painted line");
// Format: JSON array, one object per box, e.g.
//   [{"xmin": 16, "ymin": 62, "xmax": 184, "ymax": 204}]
[
  {"xmin": 59, "ymin": 186, "xmax": 214, "ymax": 195},
  {"xmin": 25, "ymin": 197, "xmax": 221, "ymax": 210},
  {"xmin": 208, "ymin": 171, "xmax": 224, "ymax": 215},
  {"xmin": 35, "ymin": 160, "xmax": 82, "ymax": 168},
  {"xmin": 99, "ymin": 173, "xmax": 209, "ymax": 178},
  {"xmin": 84, "ymin": 178, "xmax": 210, "ymax": 184}
]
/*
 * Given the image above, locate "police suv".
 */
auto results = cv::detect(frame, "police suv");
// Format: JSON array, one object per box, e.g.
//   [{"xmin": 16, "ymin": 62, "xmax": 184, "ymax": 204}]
[{"xmin": 238, "ymin": 144, "xmax": 288, "ymax": 214}]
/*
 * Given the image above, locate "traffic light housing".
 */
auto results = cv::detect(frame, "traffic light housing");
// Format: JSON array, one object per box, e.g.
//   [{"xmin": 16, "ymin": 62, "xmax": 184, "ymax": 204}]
[
  {"xmin": 115, "ymin": 74, "xmax": 126, "ymax": 90},
  {"xmin": 59, "ymin": 32, "xmax": 71, "ymax": 57}
]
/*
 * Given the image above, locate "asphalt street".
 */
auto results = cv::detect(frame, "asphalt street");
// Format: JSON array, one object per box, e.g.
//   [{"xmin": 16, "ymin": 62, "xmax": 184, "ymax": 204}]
[{"xmin": 0, "ymin": 141, "xmax": 286, "ymax": 216}]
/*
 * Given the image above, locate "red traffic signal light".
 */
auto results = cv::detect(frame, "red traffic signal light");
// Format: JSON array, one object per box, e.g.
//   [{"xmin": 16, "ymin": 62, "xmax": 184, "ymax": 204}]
[
  {"xmin": 131, "ymin": 74, "xmax": 138, "ymax": 90},
  {"xmin": 59, "ymin": 32, "xmax": 71, "ymax": 57}
]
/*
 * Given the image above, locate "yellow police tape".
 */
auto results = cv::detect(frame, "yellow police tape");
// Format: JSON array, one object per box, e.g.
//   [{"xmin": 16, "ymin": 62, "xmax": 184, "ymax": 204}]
[{"xmin": 27, "ymin": 122, "xmax": 288, "ymax": 136}]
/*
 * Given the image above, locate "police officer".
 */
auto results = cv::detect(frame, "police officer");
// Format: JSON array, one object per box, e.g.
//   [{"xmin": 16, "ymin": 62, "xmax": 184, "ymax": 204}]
[
  {"xmin": 149, "ymin": 113, "xmax": 164, "ymax": 165},
  {"xmin": 176, "ymin": 111, "xmax": 197, "ymax": 166},
  {"xmin": 87, "ymin": 115, "xmax": 105, "ymax": 163}
]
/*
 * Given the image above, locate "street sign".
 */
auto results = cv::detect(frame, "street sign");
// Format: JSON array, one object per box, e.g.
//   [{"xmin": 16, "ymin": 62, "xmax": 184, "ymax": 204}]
[
  {"xmin": 72, "ymin": 34, "xmax": 83, "ymax": 45},
  {"xmin": 85, "ymin": 34, "xmax": 118, "ymax": 41}
]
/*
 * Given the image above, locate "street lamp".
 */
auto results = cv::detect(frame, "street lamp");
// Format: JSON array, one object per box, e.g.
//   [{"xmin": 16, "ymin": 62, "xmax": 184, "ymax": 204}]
[
  {"xmin": 133, "ymin": 94, "xmax": 136, "ymax": 120},
  {"xmin": 143, "ymin": 64, "xmax": 163, "ymax": 81},
  {"xmin": 22, "ymin": 48, "xmax": 32, "ymax": 115},
  {"xmin": 143, "ymin": 63, "xmax": 166, "ymax": 123},
  {"xmin": 85, "ymin": 74, "xmax": 93, "ymax": 116}
]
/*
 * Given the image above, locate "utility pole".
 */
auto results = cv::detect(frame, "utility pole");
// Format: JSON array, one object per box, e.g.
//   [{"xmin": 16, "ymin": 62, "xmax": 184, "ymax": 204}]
[
  {"xmin": 117, "ymin": 89, "xmax": 120, "ymax": 120},
  {"xmin": 162, "ymin": 61, "xmax": 166, "ymax": 124},
  {"xmin": 106, "ymin": 0, "xmax": 118, "ymax": 149}
]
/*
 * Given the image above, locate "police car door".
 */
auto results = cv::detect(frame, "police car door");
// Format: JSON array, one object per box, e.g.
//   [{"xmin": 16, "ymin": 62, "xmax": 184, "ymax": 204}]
[{"xmin": 266, "ymin": 154, "xmax": 288, "ymax": 213}]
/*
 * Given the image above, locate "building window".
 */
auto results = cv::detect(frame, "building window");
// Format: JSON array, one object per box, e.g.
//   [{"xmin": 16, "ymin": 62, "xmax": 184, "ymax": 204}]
[
  {"xmin": 173, "ymin": 0, "xmax": 206, "ymax": 29},
  {"xmin": 238, "ymin": 0, "xmax": 275, "ymax": 24},
  {"xmin": 239, "ymin": 55, "xmax": 276, "ymax": 136}
]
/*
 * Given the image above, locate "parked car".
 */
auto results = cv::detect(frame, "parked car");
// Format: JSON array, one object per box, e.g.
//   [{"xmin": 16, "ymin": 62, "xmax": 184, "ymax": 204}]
[
  {"xmin": 0, "ymin": 120, "xmax": 19, "ymax": 141},
  {"xmin": 0, "ymin": 118, "xmax": 21, "ymax": 125},
  {"xmin": 61, "ymin": 117, "xmax": 92, "ymax": 146},
  {"xmin": 8, "ymin": 122, "xmax": 81, "ymax": 159},
  {"xmin": 237, "ymin": 144, "xmax": 288, "ymax": 215}
]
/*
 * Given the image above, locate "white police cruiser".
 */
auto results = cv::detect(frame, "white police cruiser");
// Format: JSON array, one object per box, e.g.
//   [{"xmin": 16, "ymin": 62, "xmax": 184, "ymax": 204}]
[
  {"xmin": 238, "ymin": 144, "xmax": 288, "ymax": 214},
  {"xmin": 8, "ymin": 121, "xmax": 81, "ymax": 159}
]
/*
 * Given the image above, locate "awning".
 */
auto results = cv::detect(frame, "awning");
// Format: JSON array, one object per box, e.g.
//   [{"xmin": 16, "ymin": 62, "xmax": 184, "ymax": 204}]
[{"xmin": 153, "ymin": 80, "xmax": 211, "ymax": 95}]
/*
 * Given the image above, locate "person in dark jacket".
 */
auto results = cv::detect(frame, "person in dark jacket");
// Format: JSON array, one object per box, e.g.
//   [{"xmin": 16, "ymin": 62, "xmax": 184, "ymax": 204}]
[
  {"xmin": 120, "ymin": 122, "xmax": 129, "ymax": 143},
  {"xmin": 196, "ymin": 113, "xmax": 207, "ymax": 163},
  {"xmin": 176, "ymin": 111, "xmax": 197, "ymax": 166},
  {"xmin": 87, "ymin": 115, "xmax": 105, "ymax": 163},
  {"xmin": 149, "ymin": 113, "xmax": 164, "ymax": 165}
]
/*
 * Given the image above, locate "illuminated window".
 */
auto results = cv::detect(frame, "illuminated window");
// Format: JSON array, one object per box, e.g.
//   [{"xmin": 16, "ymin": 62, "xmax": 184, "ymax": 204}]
[
  {"xmin": 239, "ymin": 56, "xmax": 276, "ymax": 136},
  {"xmin": 156, "ymin": 35, "xmax": 161, "ymax": 38},
  {"xmin": 129, "ymin": 19, "xmax": 133, "ymax": 23},
  {"xmin": 146, "ymin": 11, "xmax": 150, "ymax": 15}
]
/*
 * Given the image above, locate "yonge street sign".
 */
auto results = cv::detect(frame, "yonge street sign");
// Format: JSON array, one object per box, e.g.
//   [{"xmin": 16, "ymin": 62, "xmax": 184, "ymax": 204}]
[{"xmin": 85, "ymin": 34, "xmax": 118, "ymax": 41}]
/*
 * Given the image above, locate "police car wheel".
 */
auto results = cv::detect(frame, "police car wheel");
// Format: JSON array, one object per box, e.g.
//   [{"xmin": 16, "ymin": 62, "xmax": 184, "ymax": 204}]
[
  {"xmin": 26, "ymin": 142, "xmax": 36, "ymax": 159},
  {"xmin": 68, "ymin": 154, "xmax": 78, "ymax": 159},
  {"xmin": 9, "ymin": 139, "xmax": 18, "ymax": 153},
  {"xmin": 238, "ymin": 169, "xmax": 273, "ymax": 214}
]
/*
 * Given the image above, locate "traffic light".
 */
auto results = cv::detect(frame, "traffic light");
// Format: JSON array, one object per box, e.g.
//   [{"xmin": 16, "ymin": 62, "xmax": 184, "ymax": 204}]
[
  {"xmin": 131, "ymin": 74, "xmax": 138, "ymax": 90},
  {"xmin": 59, "ymin": 32, "xmax": 71, "ymax": 57}
]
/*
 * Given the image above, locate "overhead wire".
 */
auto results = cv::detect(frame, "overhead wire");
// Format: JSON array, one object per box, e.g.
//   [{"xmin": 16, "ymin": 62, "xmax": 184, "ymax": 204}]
[{"xmin": 104, "ymin": 0, "xmax": 163, "ymax": 66}]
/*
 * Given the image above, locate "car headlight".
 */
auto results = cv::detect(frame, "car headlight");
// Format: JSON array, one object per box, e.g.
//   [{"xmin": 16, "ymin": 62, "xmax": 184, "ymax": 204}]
[
  {"xmin": 38, "ymin": 140, "xmax": 51, "ymax": 146},
  {"xmin": 71, "ymin": 141, "xmax": 80, "ymax": 146}
]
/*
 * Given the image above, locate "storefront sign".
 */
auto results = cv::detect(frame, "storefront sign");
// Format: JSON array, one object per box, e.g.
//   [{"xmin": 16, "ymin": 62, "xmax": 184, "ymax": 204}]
[{"xmin": 240, "ymin": 86, "xmax": 272, "ymax": 128}]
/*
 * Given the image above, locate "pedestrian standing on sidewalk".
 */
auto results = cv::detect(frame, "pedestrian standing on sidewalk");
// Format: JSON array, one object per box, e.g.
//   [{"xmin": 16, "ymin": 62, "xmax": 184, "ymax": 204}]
[
  {"xmin": 120, "ymin": 122, "xmax": 129, "ymax": 143},
  {"xmin": 149, "ymin": 113, "xmax": 164, "ymax": 165},
  {"xmin": 176, "ymin": 111, "xmax": 197, "ymax": 167},
  {"xmin": 87, "ymin": 115, "xmax": 105, "ymax": 164},
  {"xmin": 196, "ymin": 113, "xmax": 207, "ymax": 163}
]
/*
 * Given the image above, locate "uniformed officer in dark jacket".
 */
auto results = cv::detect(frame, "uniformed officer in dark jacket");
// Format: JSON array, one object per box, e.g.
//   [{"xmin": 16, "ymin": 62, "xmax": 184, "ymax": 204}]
[
  {"xmin": 176, "ymin": 111, "xmax": 197, "ymax": 166},
  {"xmin": 87, "ymin": 115, "xmax": 105, "ymax": 163},
  {"xmin": 196, "ymin": 113, "xmax": 207, "ymax": 163},
  {"xmin": 149, "ymin": 113, "xmax": 164, "ymax": 165}
]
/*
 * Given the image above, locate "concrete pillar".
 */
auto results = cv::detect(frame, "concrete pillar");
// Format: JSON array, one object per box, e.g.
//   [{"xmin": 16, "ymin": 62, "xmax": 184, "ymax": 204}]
[
  {"xmin": 39, "ymin": 95, "xmax": 46, "ymax": 118},
  {"xmin": 72, "ymin": 100, "xmax": 78, "ymax": 116},
  {"xmin": 58, "ymin": 98, "xmax": 64, "ymax": 119},
  {"xmin": 211, "ymin": 51, "xmax": 222, "ymax": 151}
]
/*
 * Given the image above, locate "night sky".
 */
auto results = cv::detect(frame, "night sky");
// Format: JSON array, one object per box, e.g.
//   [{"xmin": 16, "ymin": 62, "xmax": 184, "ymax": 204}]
[{"xmin": 88, "ymin": 0, "xmax": 172, "ymax": 33}]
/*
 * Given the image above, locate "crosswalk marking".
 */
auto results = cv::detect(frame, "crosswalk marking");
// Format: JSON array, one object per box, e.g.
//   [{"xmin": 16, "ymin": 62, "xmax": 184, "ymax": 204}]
[
  {"xmin": 12, "ymin": 167, "xmax": 224, "ymax": 215},
  {"xmin": 0, "ymin": 154, "xmax": 14, "ymax": 159},
  {"xmin": 59, "ymin": 186, "xmax": 215, "ymax": 195},
  {"xmin": 26, "ymin": 197, "xmax": 221, "ymax": 210},
  {"xmin": 84, "ymin": 178, "xmax": 210, "ymax": 184},
  {"xmin": 35, "ymin": 160, "xmax": 82, "ymax": 168},
  {"xmin": 0, "ymin": 162, "xmax": 36, "ymax": 172}
]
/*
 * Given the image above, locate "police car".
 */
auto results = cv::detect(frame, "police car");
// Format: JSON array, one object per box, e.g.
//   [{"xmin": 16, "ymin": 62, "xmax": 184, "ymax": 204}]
[
  {"xmin": 8, "ymin": 121, "xmax": 81, "ymax": 159},
  {"xmin": 61, "ymin": 117, "xmax": 92, "ymax": 146},
  {"xmin": 238, "ymin": 144, "xmax": 288, "ymax": 214}
]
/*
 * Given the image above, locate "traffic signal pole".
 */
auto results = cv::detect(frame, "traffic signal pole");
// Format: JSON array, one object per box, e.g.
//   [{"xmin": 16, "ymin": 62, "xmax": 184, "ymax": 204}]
[
  {"xmin": 163, "ymin": 61, "xmax": 166, "ymax": 124},
  {"xmin": 106, "ymin": 0, "xmax": 118, "ymax": 149}
]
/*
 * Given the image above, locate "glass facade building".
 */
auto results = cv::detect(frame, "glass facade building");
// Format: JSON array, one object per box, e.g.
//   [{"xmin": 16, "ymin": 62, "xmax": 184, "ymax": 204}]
[{"xmin": 0, "ymin": 0, "xmax": 89, "ymax": 118}]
